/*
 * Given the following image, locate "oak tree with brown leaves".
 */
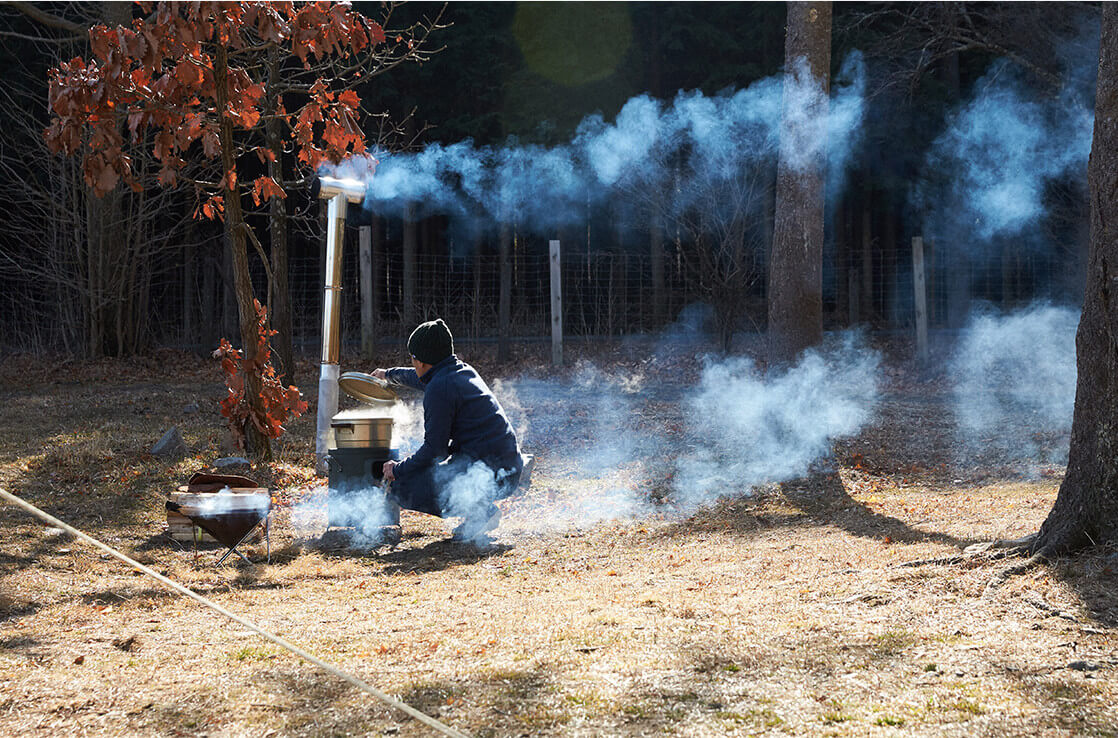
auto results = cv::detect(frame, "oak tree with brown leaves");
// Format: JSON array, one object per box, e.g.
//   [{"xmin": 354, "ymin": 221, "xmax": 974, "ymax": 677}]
[{"xmin": 44, "ymin": 1, "xmax": 408, "ymax": 458}]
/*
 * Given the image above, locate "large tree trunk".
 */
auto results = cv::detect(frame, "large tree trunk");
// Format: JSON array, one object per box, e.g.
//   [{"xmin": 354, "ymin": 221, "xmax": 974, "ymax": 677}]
[
  {"xmin": 215, "ymin": 42, "xmax": 270, "ymax": 460},
  {"xmin": 84, "ymin": 189, "xmax": 104, "ymax": 358},
  {"xmin": 882, "ymin": 204, "xmax": 898, "ymax": 325},
  {"xmin": 221, "ymin": 229, "xmax": 238, "ymax": 339},
  {"xmin": 1032, "ymin": 5, "xmax": 1118, "ymax": 554},
  {"xmin": 366, "ymin": 213, "xmax": 384, "ymax": 356},
  {"xmin": 767, "ymin": 1, "xmax": 831, "ymax": 364}
]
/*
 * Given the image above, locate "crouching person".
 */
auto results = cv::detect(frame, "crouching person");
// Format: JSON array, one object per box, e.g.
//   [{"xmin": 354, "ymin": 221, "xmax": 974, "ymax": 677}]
[{"xmin": 373, "ymin": 318, "xmax": 524, "ymax": 544}]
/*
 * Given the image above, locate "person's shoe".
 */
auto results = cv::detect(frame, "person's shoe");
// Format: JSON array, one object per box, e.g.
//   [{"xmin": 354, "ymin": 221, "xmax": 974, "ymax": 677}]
[
  {"xmin": 518, "ymin": 454, "xmax": 535, "ymax": 490},
  {"xmin": 452, "ymin": 506, "xmax": 501, "ymax": 544}
]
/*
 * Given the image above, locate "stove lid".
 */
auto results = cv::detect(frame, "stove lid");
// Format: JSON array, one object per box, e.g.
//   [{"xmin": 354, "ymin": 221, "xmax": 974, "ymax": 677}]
[{"xmin": 339, "ymin": 371, "xmax": 398, "ymax": 405}]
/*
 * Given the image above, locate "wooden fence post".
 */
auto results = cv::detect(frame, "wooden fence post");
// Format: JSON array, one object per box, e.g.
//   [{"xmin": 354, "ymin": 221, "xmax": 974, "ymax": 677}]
[
  {"xmin": 550, "ymin": 239, "xmax": 563, "ymax": 366},
  {"xmin": 359, "ymin": 224, "xmax": 374, "ymax": 359},
  {"xmin": 912, "ymin": 236, "xmax": 928, "ymax": 363}
]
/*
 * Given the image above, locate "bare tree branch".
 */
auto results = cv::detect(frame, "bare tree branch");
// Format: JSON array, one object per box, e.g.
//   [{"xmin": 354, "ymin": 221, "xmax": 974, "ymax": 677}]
[{"xmin": 0, "ymin": 1, "xmax": 87, "ymax": 37}]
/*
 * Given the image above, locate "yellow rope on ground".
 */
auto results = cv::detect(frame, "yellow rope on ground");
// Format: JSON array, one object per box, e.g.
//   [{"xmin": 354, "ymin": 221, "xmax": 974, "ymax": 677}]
[{"xmin": 0, "ymin": 486, "xmax": 470, "ymax": 738}]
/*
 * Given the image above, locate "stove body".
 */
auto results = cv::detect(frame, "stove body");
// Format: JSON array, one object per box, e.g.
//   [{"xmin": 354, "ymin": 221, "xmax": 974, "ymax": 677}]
[
  {"xmin": 325, "ymin": 445, "xmax": 400, "ymax": 530},
  {"xmin": 324, "ymin": 371, "xmax": 404, "ymax": 536}
]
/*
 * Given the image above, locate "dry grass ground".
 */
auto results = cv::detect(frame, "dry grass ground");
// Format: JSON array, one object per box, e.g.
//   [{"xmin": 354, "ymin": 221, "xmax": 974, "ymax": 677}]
[{"xmin": 1, "ymin": 345, "xmax": 1116, "ymax": 737}]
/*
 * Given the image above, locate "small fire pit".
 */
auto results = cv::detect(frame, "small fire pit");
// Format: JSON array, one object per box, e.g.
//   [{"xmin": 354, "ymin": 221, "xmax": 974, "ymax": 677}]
[{"xmin": 167, "ymin": 489, "xmax": 271, "ymax": 565}]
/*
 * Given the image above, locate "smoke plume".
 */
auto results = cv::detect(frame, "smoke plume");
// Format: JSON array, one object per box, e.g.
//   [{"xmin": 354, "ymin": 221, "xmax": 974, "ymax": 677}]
[
  {"xmin": 675, "ymin": 334, "xmax": 880, "ymax": 508},
  {"xmin": 949, "ymin": 303, "xmax": 1078, "ymax": 471},
  {"xmin": 914, "ymin": 17, "xmax": 1096, "ymax": 264},
  {"xmin": 327, "ymin": 54, "xmax": 866, "ymax": 237},
  {"xmin": 494, "ymin": 329, "xmax": 881, "ymax": 533}
]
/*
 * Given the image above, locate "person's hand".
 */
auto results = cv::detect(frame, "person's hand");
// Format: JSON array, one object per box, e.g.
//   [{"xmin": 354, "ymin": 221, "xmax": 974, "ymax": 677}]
[
  {"xmin": 372, "ymin": 368, "xmax": 387, "ymax": 381},
  {"xmin": 382, "ymin": 460, "xmax": 396, "ymax": 482}
]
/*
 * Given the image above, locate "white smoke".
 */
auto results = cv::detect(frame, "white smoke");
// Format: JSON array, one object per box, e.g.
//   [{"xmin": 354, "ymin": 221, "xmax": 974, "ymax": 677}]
[
  {"xmin": 325, "ymin": 483, "xmax": 398, "ymax": 542},
  {"xmin": 493, "ymin": 329, "xmax": 882, "ymax": 531},
  {"xmin": 920, "ymin": 75, "xmax": 1092, "ymax": 244},
  {"xmin": 674, "ymin": 334, "xmax": 881, "ymax": 508},
  {"xmin": 949, "ymin": 303, "xmax": 1078, "ymax": 470},
  {"xmin": 492, "ymin": 362, "xmax": 658, "ymax": 533},
  {"xmin": 914, "ymin": 46, "xmax": 1096, "ymax": 275},
  {"xmin": 189, "ymin": 486, "xmax": 269, "ymax": 515},
  {"xmin": 325, "ymin": 53, "xmax": 867, "ymax": 236}
]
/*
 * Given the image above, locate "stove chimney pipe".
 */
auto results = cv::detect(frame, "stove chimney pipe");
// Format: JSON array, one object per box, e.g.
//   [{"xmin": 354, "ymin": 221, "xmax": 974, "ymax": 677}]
[{"xmin": 313, "ymin": 175, "xmax": 367, "ymax": 475}]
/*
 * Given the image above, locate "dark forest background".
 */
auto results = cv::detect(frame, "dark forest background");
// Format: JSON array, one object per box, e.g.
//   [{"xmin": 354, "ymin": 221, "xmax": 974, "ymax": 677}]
[{"xmin": 0, "ymin": 2, "xmax": 1100, "ymax": 366}]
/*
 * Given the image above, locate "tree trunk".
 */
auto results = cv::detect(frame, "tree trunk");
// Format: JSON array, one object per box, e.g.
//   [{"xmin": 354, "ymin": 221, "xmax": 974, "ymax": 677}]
[
  {"xmin": 372, "ymin": 214, "xmax": 384, "ymax": 346},
  {"xmin": 85, "ymin": 189, "xmax": 103, "ymax": 358},
  {"xmin": 221, "ymin": 227, "xmax": 238, "ymax": 339},
  {"xmin": 471, "ymin": 228, "xmax": 484, "ymax": 340},
  {"xmin": 360, "ymin": 214, "xmax": 383, "ymax": 358},
  {"xmin": 215, "ymin": 42, "xmax": 270, "ymax": 460},
  {"xmin": 266, "ymin": 52, "xmax": 295, "ymax": 386},
  {"xmin": 1032, "ymin": 4, "xmax": 1118, "ymax": 554},
  {"xmin": 882, "ymin": 203, "xmax": 898, "ymax": 325},
  {"xmin": 420, "ymin": 217, "xmax": 433, "ymax": 307},
  {"xmin": 767, "ymin": 1, "xmax": 831, "ymax": 364}
]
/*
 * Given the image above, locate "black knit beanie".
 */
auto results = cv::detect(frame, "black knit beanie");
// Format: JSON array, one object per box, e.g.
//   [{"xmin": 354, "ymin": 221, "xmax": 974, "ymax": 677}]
[{"xmin": 408, "ymin": 318, "xmax": 453, "ymax": 364}]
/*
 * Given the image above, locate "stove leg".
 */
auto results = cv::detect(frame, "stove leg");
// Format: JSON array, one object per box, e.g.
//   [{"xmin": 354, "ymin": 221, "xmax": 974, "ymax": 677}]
[{"xmin": 216, "ymin": 523, "xmax": 263, "ymax": 566}]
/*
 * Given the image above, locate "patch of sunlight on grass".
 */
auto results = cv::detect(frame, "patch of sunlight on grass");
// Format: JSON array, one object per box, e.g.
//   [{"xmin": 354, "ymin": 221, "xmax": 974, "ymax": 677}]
[
  {"xmin": 228, "ymin": 646, "xmax": 275, "ymax": 662},
  {"xmin": 873, "ymin": 627, "xmax": 917, "ymax": 656}
]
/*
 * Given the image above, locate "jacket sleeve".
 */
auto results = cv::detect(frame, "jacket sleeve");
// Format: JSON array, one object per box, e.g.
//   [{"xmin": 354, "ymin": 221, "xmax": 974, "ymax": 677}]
[
  {"xmin": 395, "ymin": 380, "xmax": 455, "ymax": 477},
  {"xmin": 385, "ymin": 366, "xmax": 424, "ymax": 392}
]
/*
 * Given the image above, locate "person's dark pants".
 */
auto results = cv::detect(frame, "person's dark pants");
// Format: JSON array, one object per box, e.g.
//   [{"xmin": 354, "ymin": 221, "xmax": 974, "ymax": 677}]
[{"xmin": 389, "ymin": 454, "xmax": 522, "ymax": 520}]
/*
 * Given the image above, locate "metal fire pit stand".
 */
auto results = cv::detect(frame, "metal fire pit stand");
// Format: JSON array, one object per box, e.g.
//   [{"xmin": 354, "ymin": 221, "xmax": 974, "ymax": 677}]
[
  {"xmin": 174, "ymin": 499, "xmax": 272, "ymax": 567},
  {"xmin": 211, "ymin": 515, "xmax": 270, "ymax": 566}
]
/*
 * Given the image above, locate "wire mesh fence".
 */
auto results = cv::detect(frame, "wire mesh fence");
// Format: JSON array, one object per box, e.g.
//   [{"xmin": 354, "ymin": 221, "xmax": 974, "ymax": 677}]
[
  {"xmin": 287, "ymin": 243, "xmax": 701, "ymax": 350},
  {"xmin": 0, "ymin": 219, "xmax": 1086, "ymax": 357}
]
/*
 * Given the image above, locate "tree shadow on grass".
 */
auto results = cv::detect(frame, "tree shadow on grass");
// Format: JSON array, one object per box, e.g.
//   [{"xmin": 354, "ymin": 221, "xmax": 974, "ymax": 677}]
[
  {"xmin": 0, "ymin": 547, "xmax": 40, "ymax": 568},
  {"xmin": 994, "ymin": 654, "xmax": 1118, "ymax": 734},
  {"xmin": 0, "ymin": 593, "xmax": 41, "ymax": 624},
  {"xmin": 0, "ymin": 477, "xmax": 158, "ymax": 544},
  {"xmin": 610, "ymin": 636, "xmax": 1118, "ymax": 734},
  {"xmin": 1042, "ymin": 545, "xmax": 1118, "ymax": 631},
  {"xmin": 0, "ymin": 632, "xmax": 43, "ymax": 655},
  {"xmin": 73, "ymin": 566, "xmax": 293, "ymax": 610},
  {"xmin": 398, "ymin": 667, "xmax": 554, "ymax": 726},
  {"xmin": 657, "ymin": 469, "xmax": 982, "ymax": 550}
]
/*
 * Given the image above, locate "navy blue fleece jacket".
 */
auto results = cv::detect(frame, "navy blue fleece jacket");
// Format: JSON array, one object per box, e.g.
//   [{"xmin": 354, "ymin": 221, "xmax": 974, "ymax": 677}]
[{"xmin": 386, "ymin": 355, "xmax": 520, "ymax": 479}]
